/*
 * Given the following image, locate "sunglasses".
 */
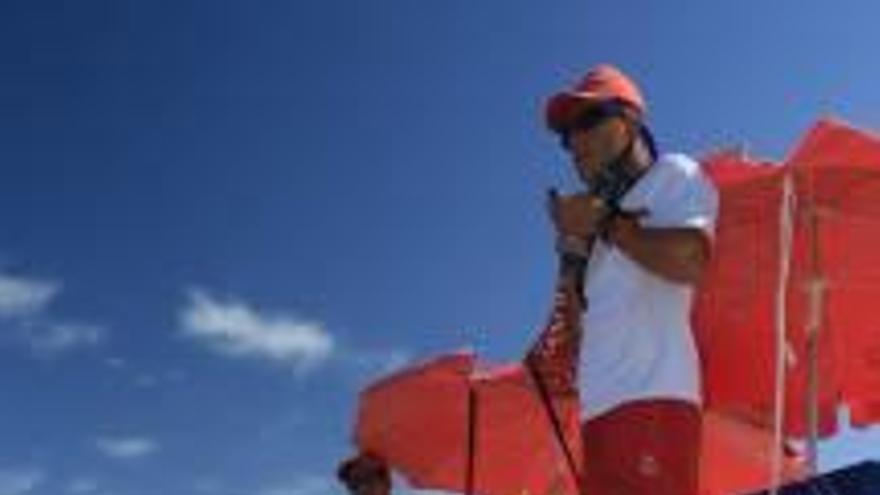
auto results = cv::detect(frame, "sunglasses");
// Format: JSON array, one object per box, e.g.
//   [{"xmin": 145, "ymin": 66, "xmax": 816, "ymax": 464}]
[{"xmin": 559, "ymin": 101, "xmax": 627, "ymax": 148}]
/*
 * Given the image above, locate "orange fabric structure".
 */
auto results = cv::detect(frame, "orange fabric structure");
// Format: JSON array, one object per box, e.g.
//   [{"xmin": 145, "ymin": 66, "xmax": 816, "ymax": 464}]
[
  {"xmin": 699, "ymin": 410, "xmax": 807, "ymax": 495},
  {"xmin": 353, "ymin": 352, "xmax": 806, "ymax": 495},
  {"xmin": 354, "ymin": 351, "xmax": 582, "ymax": 495},
  {"xmin": 695, "ymin": 119, "xmax": 880, "ymax": 437}
]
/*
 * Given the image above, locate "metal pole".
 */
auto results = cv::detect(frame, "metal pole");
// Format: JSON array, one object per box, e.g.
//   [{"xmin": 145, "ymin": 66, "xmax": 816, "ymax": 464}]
[
  {"xmin": 804, "ymin": 199, "xmax": 825, "ymax": 476},
  {"xmin": 466, "ymin": 385, "xmax": 478, "ymax": 495},
  {"xmin": 771, "ymin": 173, "xmax": 796, "ymax": 495}
]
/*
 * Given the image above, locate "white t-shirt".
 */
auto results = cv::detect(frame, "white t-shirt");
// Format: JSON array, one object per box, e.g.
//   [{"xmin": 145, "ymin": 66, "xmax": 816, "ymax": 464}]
[{"xmin": 579, "ymin": 153, "xmax": 719, "ymax": 420}]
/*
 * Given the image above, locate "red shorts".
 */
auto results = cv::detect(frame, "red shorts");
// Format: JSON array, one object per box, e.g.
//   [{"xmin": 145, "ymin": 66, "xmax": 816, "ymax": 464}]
[{"xmin": 581, "ymin": 399, "xmax": 701, "ymax": 495}]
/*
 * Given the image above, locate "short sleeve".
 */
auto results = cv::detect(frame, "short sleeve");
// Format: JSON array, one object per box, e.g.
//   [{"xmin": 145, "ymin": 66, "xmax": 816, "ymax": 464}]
[{"xmin": 643, "ymin": 154, "xmax": 719, "ymax": 239}]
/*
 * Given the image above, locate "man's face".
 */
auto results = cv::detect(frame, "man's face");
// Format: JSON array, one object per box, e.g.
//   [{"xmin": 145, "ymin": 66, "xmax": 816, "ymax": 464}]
[{"xmin": 563, "ymin": 109, "xmax": 631, "ymax": 183}]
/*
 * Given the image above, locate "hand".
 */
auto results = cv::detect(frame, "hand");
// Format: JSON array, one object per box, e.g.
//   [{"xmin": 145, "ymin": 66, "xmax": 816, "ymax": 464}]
[
  {"xmin": 548, "ymin": 191, "xmax": 608, "ymax": 240},
  {"xmin": 606, "ymin": 208, "xmax": 649, "ymax": 247}
]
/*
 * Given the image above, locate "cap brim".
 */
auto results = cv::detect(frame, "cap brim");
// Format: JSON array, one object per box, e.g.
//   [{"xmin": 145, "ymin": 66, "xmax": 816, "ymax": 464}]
[{"xmin": 545, "ymin": 91, "xmax": 605, "ymax": 133}]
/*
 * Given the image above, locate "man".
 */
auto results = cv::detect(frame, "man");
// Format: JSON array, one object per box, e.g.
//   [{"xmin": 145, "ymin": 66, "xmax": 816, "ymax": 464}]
[
  {"xmin": 337, "ymin": 452, "xmax": 392, "ymax": 495},
  {"xmin": 544, "ymin": 65, "xmax": 718, "ymax": 495}
]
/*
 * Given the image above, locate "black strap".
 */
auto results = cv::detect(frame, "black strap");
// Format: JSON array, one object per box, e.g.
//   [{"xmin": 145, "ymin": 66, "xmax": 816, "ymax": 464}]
[{"xmin": 526, "ymin": 359, "xmax": 583, "ymax": 494}]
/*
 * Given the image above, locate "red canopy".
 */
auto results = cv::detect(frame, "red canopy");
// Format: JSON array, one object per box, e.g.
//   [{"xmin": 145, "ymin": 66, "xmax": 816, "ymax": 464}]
[
  {"xmin": 354, "ymin": 352, "xmax": 806, "ymax": 495},
  {"xmin": 695, "ymin": 119, "xmax": 880, "ymax": 437},
  {"xmin": 354, "ymin": 351, "xmax": 582, "ymax": 495}
]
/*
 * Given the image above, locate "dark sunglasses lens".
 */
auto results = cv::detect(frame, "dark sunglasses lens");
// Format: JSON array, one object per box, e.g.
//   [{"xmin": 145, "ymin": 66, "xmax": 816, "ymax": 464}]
[
  {"xmin": 559, "ymin": 103, "xmax": 623, "ymax": 148},
  {"xmin": 573, "ymin": 105, "xmax": 619, "ymax": 131}
]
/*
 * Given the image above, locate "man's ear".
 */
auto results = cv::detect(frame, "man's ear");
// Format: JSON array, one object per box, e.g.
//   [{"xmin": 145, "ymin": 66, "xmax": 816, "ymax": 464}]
[{"xmin": 618, "ymin": 113, "xmax": 640, "ymax": 143}]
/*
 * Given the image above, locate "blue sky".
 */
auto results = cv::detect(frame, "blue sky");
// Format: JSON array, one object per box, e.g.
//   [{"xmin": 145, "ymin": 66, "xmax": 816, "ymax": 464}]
[{"xmin": 1, "ymin": 2, "xmax": 879, "ymax": 494}]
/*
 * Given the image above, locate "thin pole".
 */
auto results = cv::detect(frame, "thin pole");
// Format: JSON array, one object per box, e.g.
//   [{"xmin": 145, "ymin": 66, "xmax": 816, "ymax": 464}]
[
  {"xmin": 527, "ymin": 363, "xmax": 582, "ymax": 493},
  {"xmin": 771, "ymin": 172, "xmax": 796, "ymax": 495},
  {"xmin": 466, "ymin": 385, "xmax": 478, "ymax": 495},
  {"xmin": 804, "ymin": 181, "xmax": 825, "ymax": 476}
]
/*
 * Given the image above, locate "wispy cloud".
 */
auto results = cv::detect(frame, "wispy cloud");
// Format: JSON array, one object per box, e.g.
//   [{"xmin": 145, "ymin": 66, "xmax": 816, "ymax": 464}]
[
  {"xmin": 348, "ymin": 348, "xmax": 413, "ymax": 381},
  {"xmin": 0, "ymin": 272, "xmax": 105, "ymax": 356},
  {"xmin": 0, "ymin": 467, "xmax": 45, "ymax": 495},
  {"xmin": 193, "ymin": 477, "xmax": 223, "ymax": 494},
  {"xmin": 0, "ymin": 275, "xmax": 59, "ymax": 317},
  {"xmin": 180, "ymin": 289, "xmax": 334, "ymax": 373},
  {"xmin": 67, "ymin": 477, "xmax": 99, "ymax": 494},
  {"xmin": 103, "ymin": 357, "xmax": 187, "ymax": 389},
  {"xmin": 260, "ymin": 476, "xmax": 333, "ymax": 495},
  {"xmin": 21, "ymin": 321, "xmax": 104, "ymax": 356},
  {"xmin": 95, "ymin": 436, "xmax": 160, "ymax": 460}
]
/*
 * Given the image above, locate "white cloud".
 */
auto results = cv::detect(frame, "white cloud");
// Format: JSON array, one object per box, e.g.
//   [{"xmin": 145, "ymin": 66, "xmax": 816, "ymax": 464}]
[
  {"xmin": 180, "ymin": 289, "xmax": 334, "ymax": 372},
  {"xmin": 0, "ymin": 271, "xmax": 105, "ymax": 357},
  {"xmin": 95, "ymin": 437, "xmax": 160, "ymax": 460},
  {"xmin": 0, "ymin": 274, "xmax": 59, "ymax": 318},
  {"xmin": 0, "ymin": 467, "xmax": 45, "ymax": 495}
]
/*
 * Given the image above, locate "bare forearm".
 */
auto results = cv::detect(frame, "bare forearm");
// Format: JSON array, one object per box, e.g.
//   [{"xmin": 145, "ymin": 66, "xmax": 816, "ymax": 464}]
[{"xmin": 609, "ymin": 223, "xmax": 710, "ymax": 285}]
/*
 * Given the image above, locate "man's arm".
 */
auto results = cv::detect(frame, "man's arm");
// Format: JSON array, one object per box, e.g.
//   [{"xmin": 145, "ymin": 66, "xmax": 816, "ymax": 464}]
[
  {"xmin": 608, "ymin": 216, "xmax": 710, "ymax": 285},
  {"xmin": 551, "ymin": 190, "xmax": 714, "ymax": 285}
]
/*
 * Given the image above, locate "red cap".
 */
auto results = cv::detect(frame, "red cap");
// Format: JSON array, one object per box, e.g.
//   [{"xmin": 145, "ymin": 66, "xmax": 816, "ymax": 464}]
[{"xmin": 545, "ymin": 64, "xmax": 646, "ymax": 133}]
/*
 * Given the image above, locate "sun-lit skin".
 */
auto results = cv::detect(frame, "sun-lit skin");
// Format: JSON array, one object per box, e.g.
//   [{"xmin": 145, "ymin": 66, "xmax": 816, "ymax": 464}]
[
  {"xmin": 552, "ymin": 108, "xmax": 710, "ymax": 285},
  {"xmin": 565, "ymin": 114, "xmax": 634, "ymax": 184}
]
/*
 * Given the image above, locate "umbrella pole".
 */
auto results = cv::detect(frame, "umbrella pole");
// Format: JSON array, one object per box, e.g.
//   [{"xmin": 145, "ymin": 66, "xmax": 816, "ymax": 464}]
[
  {"xmin": 804, "ymin": 201, "xmax": 825, "ymax": 476},
  {"xmin": 466, "ymin": 384, "xmax": 478, "ymax": 495},
  {"xmin": 771, "ymin": 173, "xmax": 796, "ymax": 495}
]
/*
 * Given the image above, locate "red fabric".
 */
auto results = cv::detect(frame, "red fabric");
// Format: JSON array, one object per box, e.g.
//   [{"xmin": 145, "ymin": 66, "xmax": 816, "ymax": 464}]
[
  {"xmin": 699, "ymin": 410, "xmax": 807, "ymax": 495},
  {"xmin": 581, "ymin": 402, "xmax": 807, "ymax": 495},
  {"xmin": 695, "ymin": 119, "xmax": 880, "ymax": 436},
  {"xmin": 525, "ymin": 280, "xmax": 583, "ymax": 398},
  {"xmin": 581, "ymin": 399, "xmax": 701, "ymax": 495},
  {"xmin": 354, "ymin": 352, "xmax": 582, "ymax": 495},
  {"xmin": 545, "ymin": 64, "xmax": 646, "ymax": 131}
]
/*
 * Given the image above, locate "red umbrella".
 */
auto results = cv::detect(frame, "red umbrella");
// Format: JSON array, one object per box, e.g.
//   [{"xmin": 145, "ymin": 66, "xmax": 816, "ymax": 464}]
[
  {"xmin": 695, "ymin": 119, "xmax": 880, "ymax": 466},
  {"xmin": 354, "ymin": 351, "xmax": 582, "ymax": 495},
  {"xmin": 353, "ymin": 351, "xmax": 810, "ymax": 495},
  {"xmin": 699, "ymin": 410, "xmax": 807, "ymax": 495}
]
